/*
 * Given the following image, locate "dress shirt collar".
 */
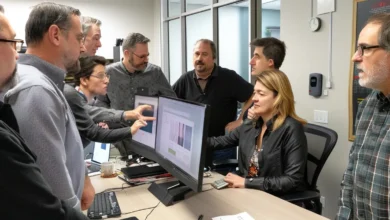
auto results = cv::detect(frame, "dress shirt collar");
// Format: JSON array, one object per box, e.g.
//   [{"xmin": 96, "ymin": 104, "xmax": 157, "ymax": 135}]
[{"xmin": 18, "ymin": 54, "xmax": 66, "ymax": 91}]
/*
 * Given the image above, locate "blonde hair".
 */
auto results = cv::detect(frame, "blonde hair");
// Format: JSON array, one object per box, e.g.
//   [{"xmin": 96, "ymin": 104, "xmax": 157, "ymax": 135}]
[{"xmin": 256, "ymin": 69, "xmax": 306, "ymax": 130}]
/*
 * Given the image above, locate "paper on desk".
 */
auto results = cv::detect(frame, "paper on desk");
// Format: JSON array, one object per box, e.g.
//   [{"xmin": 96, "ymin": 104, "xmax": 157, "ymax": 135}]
[{"xmin": 212, "ymin": 212, "xmax": 255, "ymax": 220}]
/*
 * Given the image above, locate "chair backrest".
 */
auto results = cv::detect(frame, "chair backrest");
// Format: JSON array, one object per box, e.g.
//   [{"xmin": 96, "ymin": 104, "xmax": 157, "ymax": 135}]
[{"xmin": 304, "ymin": 123, "xmax": 338, "ymax": 190}]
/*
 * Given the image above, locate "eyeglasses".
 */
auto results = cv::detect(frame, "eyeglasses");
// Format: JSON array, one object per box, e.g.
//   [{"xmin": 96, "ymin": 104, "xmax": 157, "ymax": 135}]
[
  {"xmin": 132, "ymin": 51, "xmax": 149, "ymax": 59},
  {"xmin": 356, "ymin": 44, "xmax": 382, "ymax": 57},
  {"xmin": 0, "ymin": 38, "xmax": 24, "ymax": 52},
  {"xmin": 90, "ymin": 73, "xmax": 110, "ymax": 80}
]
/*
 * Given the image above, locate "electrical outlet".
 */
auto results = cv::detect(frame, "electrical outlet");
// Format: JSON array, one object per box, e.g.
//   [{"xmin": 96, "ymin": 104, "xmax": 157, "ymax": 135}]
[
  {"xmin": 314, "ymin": 110, "xmax": 328, "ymax": 124},
  {"xmin": 320, "ymin": 196, "xmax": 326, "ymax": 208}
]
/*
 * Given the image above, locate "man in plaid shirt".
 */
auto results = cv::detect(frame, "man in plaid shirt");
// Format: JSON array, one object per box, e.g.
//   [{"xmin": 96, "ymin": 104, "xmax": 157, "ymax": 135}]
[{"xmin": 336, "ymin": 13, "xmax": 390, "ymax": 220}]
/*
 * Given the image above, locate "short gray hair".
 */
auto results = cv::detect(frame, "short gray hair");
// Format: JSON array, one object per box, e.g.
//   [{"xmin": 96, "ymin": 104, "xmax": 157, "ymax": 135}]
[
  {"xmin": 81, "ymin": 16, "xmax": 101, "ymax": 37},
  {"xmin": 122, "ymin": 33, "xmax": 150, "ymax": 52},
  {"xmin": 367, "ymin": 13, "xmax": 390, "ymax": 52},
  {"xmin": 25, "ymin": 2, "xmax": 80, "ymax": 46}
]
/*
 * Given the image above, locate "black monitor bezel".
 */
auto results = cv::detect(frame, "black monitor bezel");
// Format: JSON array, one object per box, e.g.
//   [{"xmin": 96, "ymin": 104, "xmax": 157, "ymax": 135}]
[{"xmin": 155, "ymin": 96, "xmax": 210, "ymax": 193}]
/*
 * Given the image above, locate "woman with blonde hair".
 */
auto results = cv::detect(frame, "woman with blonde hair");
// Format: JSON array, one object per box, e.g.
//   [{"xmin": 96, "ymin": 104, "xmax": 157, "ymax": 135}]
[{"xmin": 208, "ymin": 69, "xmax": 307, "ymax": 195}]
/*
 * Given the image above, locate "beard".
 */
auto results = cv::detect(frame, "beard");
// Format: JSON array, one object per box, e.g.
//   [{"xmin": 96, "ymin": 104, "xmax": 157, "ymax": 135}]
[
  {"xmin": 65, "ymin": 60, "xmax": 81, "ymax": 75},
  {"xmin": 358, "ymin": 57, "xmax": 390, "ymax": 90},
  {"xmin": 128, "ymin": 57, "xmax": 147, "ymax": 72}
]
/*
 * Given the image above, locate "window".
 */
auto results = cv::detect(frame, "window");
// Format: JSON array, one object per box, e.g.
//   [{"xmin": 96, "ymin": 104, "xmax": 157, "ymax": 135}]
[
  {"xmin": 218, "ymin": 1, "xmax": 249, "ymax": 81},
  {"xmin": 186, "ymin": 10, "xmax": 212, "ymax": 71},
  {"xmin": 162, "ymin": 0, "xmax": 260, "ymax": 82},
  {"xmin": 169, "ymin": 19, "xmax": 181, "ymax": 84}
]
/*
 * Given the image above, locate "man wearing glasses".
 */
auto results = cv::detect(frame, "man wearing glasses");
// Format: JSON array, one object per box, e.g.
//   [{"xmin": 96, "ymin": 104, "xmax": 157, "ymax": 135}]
[
  {"xmin": 336, "ymin": 13, "xmax": 390, "ymax": 219},
  {"xmin": 0, "ymin": 7, "xmax": 90, "ymax": 220},
  {"xmin": 94, "ymin": 32, "xmax": 176, "ymax": 157}
]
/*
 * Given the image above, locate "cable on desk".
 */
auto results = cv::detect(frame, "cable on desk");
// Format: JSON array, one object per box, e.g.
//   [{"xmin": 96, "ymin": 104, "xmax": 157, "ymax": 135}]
[
  {"xmin": 119, "ymin": 201, "xmax": 160, "ymax": 219},
  {"xmin": 144, "ymin": 202, "xmax": 160, "ymax": 220},
  {"xmin": 101, "ymin": 183, "xmax": 132, "ymax": 193}
]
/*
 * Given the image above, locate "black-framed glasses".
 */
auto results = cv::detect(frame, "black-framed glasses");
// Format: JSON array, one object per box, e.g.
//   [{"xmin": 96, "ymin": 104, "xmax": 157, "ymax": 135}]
[
  {"xmin": 0, "ymin": 39, "xmax": 24, "ymax": 52},
  {"xmin": 132, "ymin": 51, "xmax": 149, "ymax": 59},
  {"xmin": 90, "ymin": 73, "xmax": 110, "ymax": 80},
  {"xmin": 356, "ymin": 44, "xmax": 382, "ymax": 57}
]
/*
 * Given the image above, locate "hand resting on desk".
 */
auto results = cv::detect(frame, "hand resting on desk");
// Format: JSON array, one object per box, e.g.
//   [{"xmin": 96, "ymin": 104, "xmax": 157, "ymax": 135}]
[{"xmin": 224, "ymin": 172, "xmax": 245, "ymax": 188}]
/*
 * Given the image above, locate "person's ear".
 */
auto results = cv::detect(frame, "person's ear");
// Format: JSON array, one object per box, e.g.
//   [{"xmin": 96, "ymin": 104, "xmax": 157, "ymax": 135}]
[
  {"xmin": 47, "ymin": 24, "xmax": 62, "ymax": 46},
  {"xmin": 268, "ymin": 59, "xmax": 274, "ymax": 68},
  {"xmin": 80, "ymin": 77, "xmax": 88, "ymax": 86}
]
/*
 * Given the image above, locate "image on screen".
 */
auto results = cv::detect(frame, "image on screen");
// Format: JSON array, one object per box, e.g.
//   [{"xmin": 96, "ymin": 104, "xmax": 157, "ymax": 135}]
[
  {"xmin": 132, "ymin": 95, "xmax": 159, "ymax": 149},
  {"xmin": 155, "ymin": 97, "xmax": 206, "ymax": 180},
  {"xmin": 139, "ymin": 102, "xmax": 154, "ymax": 133},
  {"xmin": 92, "ymin": 142, "xmax": 110, "ymax": 164}
]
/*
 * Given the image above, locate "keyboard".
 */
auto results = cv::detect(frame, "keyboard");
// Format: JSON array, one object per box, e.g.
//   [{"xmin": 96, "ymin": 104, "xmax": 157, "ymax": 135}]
[
  {"xmin": 88, "ymin": 163, "xmax": 101, "ymax": 173},
  {"xmin": 87, "ymin": 191, "xmax": 121, "ymax": 219},
  {"xmin": 212, "ymin": 179, "xmax": 229, "ymax": 190}
]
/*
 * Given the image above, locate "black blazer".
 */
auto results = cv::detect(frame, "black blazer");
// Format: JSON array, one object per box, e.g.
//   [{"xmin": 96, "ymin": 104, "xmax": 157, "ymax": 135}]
[{"xmin": 208, "ymin": 116, "xmax": 308, "ymax": 195}]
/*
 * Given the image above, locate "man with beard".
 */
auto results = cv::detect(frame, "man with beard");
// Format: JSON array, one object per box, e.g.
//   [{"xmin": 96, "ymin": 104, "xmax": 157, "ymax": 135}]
[
  {"xmin": 172, "ymin": 39, "xmax": 253, "ymax": 168},
  {"xmin": 336, "ymin": 13, "xmax": 390, "ymax": 219},
  {"xmin": 4, "ymin": 2, "xmax": 95, "ymax": 212},
  {"xmin": 94, "ymin": 32, "xmax": 175, "ymax": 157}
]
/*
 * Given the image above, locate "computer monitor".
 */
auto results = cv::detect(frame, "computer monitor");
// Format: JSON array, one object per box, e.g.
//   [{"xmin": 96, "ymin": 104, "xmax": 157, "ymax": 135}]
[
  {"xmin": 148, "ymin": 96, "xmax": 210, "ymax": 206},
  {"xmin": 92, "ymin": 142, "xmax": 111, "ymax": 164},
  {"xmin": 128, "ymin": 95, "xmax": 161, "ymax": 162},
  {"xmin": 132, "ymin": 95, "xmax": 159, "ymax": 149}
]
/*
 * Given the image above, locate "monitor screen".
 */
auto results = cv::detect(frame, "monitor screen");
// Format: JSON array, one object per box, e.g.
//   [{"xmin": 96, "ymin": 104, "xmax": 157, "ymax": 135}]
[
  {"xmin": 155, "ymin": 97, "xmax": 208, "ymax": 183},
  {"xmin": 132, "ymin": 95, "xmax": 159, "ymax": 149},
  {"xmin": 92, "ymin": 142, "xmax": 110, "ymax": 164}
]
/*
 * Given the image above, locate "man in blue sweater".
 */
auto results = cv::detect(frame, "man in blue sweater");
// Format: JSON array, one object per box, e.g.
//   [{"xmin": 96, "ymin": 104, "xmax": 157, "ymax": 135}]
[{"xmin": 0, "ymin": 7, "xmax": 89, "ymax": 220}]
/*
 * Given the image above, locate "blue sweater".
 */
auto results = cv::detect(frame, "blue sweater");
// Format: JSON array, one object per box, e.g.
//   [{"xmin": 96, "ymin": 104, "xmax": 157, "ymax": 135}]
[{"xmin": 5, "ymin": 54, "xmax": 85, "ymax": 210}]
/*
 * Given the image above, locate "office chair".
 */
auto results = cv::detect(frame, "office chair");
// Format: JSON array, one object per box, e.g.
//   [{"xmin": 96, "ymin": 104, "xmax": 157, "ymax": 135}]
[{"xmin": 280, "ymin": 123, "xmax": 338, "ymax": 215}]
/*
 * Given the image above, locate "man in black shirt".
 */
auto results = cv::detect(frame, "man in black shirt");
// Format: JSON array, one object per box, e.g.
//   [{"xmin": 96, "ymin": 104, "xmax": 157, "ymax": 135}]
[
  {"xmin": 172, "ymin": 39, "xmax": 253, "ymax": 167},
  {"xmin": 0, "ymin": 8, "xmax": 88, "ymax": 220}
]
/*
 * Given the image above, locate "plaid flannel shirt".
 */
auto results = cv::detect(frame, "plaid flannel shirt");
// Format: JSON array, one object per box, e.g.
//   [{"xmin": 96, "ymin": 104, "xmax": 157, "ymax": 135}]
[{"xmin": 336, "ymin": 91, "xmax": 390, "ymax": 220}]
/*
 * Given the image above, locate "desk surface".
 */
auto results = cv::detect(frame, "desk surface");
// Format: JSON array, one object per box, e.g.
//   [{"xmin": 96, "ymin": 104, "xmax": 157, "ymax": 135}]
[{"xmin": 89, "ymin": 173, "xmax": 329, "ymax": 220}]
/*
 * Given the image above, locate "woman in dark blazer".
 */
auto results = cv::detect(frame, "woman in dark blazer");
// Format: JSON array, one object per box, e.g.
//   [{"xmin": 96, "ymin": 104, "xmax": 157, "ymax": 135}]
[{"xmin": 208, "ymin": 69, "xmax": 308, "ymax": 195}]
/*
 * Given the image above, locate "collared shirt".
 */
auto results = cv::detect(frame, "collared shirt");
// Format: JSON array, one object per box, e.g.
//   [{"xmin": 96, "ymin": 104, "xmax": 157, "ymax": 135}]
[
  {"xmin": 337, "ymin": 91, "xmax": 390, "ymax": 220},
  {"xmin": 5, "ymin": 54, "xmax": 85, "ymax": 210},
  {"xmin": 94, "ymin": 61, "xmax": 176, "ymax": 111}
]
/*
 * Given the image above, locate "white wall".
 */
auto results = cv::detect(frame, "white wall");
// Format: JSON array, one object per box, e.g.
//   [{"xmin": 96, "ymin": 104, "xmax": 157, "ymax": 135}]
[
  {"xmin": 280, "ymin": 0, "xmax": 353, "ymax": 218},
  {"xmin": 1, "ymin": 0, "xmax": 161, "ymax": 65}
]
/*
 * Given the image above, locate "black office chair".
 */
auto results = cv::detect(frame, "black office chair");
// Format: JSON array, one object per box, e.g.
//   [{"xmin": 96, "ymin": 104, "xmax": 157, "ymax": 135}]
[{"xmin": 280, "ymin": 123, "xmax": 338, "ymax": 215}]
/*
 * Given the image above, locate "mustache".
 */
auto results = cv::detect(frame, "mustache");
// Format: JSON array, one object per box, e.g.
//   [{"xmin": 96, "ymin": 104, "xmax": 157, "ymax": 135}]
[{"xmin": 195, "ymin": 61, "xmax": 204, "ymax": 65}]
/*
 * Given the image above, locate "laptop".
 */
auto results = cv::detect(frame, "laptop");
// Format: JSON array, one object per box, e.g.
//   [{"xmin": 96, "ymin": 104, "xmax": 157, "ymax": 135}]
[{"xmin": 87, "ymin": 142, "xmax": 111, "ymax": 175}]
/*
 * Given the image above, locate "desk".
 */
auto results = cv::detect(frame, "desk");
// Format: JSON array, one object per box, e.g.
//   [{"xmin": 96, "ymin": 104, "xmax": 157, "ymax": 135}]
[{"xmin": 89, "ymin": 172, "xmax": 329, "ymax": 220}]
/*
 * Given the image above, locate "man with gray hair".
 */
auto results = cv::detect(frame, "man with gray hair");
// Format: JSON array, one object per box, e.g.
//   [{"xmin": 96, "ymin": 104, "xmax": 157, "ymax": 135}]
[
  {"xmin": 4, "ymin": 2, "xmax": 95, "ymax": 212},
  {"xmin": 0, "ymin": 7, "xmax": 89, "ymax": 219},
  {"xmin": 81, "ymin": 16, "xmax": 101, "ymax": 55},
  {"xmin": 337, "ymin": 12, "xmax": 390, "ymax": 219},
  {"xmin": 94, "ymin": 32, "xmax": 175, "ymax": 156}
]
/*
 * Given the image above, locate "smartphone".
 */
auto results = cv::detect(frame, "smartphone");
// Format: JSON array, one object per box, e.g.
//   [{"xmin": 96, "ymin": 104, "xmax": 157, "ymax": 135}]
[{"xmin": 121, "ymin": 217, "xmax": 139, "ymax": 220}]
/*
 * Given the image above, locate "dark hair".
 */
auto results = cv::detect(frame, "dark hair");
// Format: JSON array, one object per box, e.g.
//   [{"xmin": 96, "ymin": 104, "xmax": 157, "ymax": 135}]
[
  {"xmin": 122, "ymin": 32, "xmax": 150, "ymax": 52},
  {"xmin": 73, "ymin": 56, "xmax": 106, "ymax": 86},
  {"xmin": 250, "ymin": 37, "xmax": 286, "ymax": 69},
  {"xmin": 367, "ymin": 13, "xmax": 390, "ymax": 52},
  {"xmin": 25, "ymin": 2, "xmax": 80, "ymax": 46},
  {"xmin": 0, "ymin": 5, "xmax": 4, "ymax": 13},
  {"xmin": 195, "ymin": 39, "xmax": 217, "ymax": 59}
]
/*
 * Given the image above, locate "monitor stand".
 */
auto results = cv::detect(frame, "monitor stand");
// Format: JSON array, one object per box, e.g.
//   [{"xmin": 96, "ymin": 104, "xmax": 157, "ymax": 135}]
[{"xmin": 148, "ymin": 181, "xmax": 192, "ymax": 206}]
